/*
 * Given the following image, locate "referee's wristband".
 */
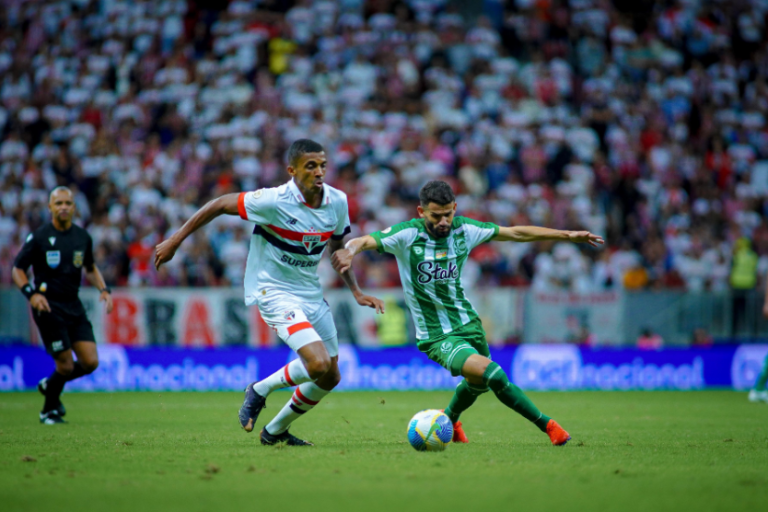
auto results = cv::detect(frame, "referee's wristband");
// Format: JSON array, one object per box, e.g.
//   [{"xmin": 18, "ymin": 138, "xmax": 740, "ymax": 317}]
[
  {"xmin": 99, "ymin": 286, "xmax": 111, "ymax": 294},
  {"xmin": 21, "ymin": 284, "xmax": 35, "ymax": 300}
]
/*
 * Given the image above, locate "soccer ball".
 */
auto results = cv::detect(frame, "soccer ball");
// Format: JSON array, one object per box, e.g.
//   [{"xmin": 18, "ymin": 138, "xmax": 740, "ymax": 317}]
[{"xmin": 407, "ymin": 409, "xmax": 453, "ymax": 452}]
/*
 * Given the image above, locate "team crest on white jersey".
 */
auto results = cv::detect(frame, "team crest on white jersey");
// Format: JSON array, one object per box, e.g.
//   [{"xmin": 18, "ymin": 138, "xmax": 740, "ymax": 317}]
[{"xmin": 302, "ymin": 227, "xmax": 322, "ymax": 251}]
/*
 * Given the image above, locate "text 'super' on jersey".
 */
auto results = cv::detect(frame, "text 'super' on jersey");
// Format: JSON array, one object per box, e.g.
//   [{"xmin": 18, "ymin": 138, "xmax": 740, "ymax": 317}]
[
  {"xmin": 238, "ymin": 179, "xmax": 350, "ymax": 304},
  {"xmin": 370, "ymin": 217, "xmax": 499, "ymax": 340}
]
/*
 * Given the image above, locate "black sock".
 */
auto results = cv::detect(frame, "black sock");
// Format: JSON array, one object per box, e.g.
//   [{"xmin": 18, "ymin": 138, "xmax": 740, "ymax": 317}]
[
  {"xmin": 65, "ymin": 362, "xmax": 88, "ymax": 382},
  {"xmin": 43, "ymin": 371, "xmax": 67, "ymax": 413}
]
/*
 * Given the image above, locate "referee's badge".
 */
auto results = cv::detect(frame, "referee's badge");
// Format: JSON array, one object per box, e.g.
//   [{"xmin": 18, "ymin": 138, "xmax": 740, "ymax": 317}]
[
  {"xmin": 46, "ymin": 250, "xmax": 61, "ymax": 268},
  {"xmin": 73, "ymin": 251, "xmax": 84, "ymax": 268}
]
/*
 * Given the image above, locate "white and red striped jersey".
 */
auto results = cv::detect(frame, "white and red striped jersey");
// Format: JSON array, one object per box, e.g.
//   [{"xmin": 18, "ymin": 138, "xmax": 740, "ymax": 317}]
[{"xmin": 237, "ymin": 179, "xmax": 350, "ymax": 304}]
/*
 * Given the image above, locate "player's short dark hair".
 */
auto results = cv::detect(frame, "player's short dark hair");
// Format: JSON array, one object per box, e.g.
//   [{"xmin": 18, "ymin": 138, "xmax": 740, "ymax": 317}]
[
  {"xmin": 419, "ymin": 180, "xmax": 455, "ymax": 206},
  {"xmin": 287, "ymin": 139, "xmax": 325, "ymax": 167}
]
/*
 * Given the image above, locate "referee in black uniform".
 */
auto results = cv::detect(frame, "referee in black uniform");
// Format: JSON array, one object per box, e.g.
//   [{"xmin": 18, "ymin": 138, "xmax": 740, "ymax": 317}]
[{"xmin": 12, "ymin": 186, "xmax": 113, "ymax": 424}]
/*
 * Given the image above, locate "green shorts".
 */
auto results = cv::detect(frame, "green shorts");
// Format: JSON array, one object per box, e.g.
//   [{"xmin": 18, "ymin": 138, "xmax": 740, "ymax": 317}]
[{"xmin": 417, "ymin": 319, "xmax": 491, "ymax": 377}]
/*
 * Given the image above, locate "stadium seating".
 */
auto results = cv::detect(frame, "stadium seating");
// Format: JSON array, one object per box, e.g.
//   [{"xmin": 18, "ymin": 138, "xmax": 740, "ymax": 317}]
[{"xmin": 0, "ymin": 0, "xmax": 766, "ymax": 292}]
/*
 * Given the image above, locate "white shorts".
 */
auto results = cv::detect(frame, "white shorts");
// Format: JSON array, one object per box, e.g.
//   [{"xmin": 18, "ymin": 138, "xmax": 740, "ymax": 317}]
[{"xmin": 257, "ymin": 293, "xmax": 339, "ymax": 358}]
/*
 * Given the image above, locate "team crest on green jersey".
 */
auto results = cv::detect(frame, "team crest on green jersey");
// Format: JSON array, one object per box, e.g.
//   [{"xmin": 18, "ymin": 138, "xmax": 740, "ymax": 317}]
[
  {"xmin": 413, "ymin": 246, "xmax": 424, "ymax": 255},
  {"xmin": 453, "ymin": 237, "xmax": 468, "ymax": 256}
]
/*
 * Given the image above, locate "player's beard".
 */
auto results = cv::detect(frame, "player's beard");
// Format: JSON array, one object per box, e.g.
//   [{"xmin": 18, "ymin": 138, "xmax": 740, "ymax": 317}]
[{"xmin": 425, "ymin": 220, "xmax": 451, "ymax": 238}]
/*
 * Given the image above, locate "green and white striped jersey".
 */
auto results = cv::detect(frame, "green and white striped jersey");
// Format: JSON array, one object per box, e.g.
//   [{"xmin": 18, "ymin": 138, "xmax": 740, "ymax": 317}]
[{"xmin": 370, "ymin": 216, "xmax": 499, "ymax": 341}]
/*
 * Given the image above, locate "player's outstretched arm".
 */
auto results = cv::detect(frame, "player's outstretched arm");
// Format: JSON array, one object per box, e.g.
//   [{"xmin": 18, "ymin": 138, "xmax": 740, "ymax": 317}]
[
  {"xmin": 328, "ymin": 237, "xmax": 384, "ymax": 314},
  {"xmin": 330, "ymin": 235, "xmax": 377, "ymax": 274},
  {"xmin": 155, "ymin": 193, "xmax": 240, "ymax": 270},
  {"xmin": 494, "ymin": 226, "xmax": 604, "ymax": 247}
]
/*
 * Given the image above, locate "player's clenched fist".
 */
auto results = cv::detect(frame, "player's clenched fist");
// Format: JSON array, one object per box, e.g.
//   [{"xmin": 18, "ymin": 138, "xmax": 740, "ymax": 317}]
[
  {"xmin": 331, "ymin": 248, "xmax": 354, "ymax": 274},
  {"xmin": 154, "ymin": 238, "xmax": 180, "ymax": 270}
]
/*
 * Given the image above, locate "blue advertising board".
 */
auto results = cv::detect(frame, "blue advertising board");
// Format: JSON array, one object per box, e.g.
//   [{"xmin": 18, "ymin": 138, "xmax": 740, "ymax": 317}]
[{"xmin": 0, "ymin": 344, "xmax": 765, "ymax": 392}]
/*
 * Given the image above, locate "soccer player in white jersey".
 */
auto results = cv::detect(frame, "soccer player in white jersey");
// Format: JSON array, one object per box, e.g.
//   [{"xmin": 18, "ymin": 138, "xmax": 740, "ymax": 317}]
[
  {"xmin": 155, "ymin": 139, "xmax": 384, "ymax": 446},
  {"xmin": 332, "ymin": 180, "xmax": 604, "ymax": 446}
]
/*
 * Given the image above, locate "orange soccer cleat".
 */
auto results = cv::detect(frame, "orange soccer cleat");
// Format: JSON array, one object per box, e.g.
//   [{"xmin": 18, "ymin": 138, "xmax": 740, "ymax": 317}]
[
  {"xmin": 546, "ymin": 419, "xmax": 571, "ymax": 446},
  {"xmin": 440, "ymin": 410, "xmax": 469, "ymax": 443},
  {"xmin": 452, "ymin": 420, "xmax": 469, "ymax": 443}
]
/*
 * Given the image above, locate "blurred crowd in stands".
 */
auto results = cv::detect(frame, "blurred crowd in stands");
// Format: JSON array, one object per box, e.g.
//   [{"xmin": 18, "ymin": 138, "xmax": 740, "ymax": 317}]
[{"xmin": 1, "ymin": 0, "xmax": 768, "ymax": 293}]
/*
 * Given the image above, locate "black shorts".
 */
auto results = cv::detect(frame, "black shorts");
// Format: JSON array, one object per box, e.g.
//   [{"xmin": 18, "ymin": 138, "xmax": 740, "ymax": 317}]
[{"xmin": 32, "ymin": 306, "xmax": 95, "ymax": 356}]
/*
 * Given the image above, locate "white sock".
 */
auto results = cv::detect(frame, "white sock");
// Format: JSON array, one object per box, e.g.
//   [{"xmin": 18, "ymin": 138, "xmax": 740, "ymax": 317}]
[
  {"xmin": 253, "ymin": 359, "xmax": 311, "ymax": 397},
  {"xmin": 265, "ymin": 382, "xmax": 331, "ymax": 435}
]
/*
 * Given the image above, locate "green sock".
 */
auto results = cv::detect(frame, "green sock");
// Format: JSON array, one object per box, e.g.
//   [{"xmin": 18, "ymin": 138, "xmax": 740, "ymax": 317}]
[
  {"xmin": 444, "ymin": 379, "xmax": 488, "ymax": 423},
  {"xmin": 755, "ymin": 355, "xmax": 768, "ymax": 392},
  {"xmin": 483, "ymin": 362, "xmax": 551, "ymax": 432}
]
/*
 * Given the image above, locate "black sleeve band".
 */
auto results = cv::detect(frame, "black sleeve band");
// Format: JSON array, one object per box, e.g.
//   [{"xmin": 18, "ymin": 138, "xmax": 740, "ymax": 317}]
[
  {"xmin": 331, "ymin": 226, "xmax": 352, "ymax": 240},
  {"xmin": 21, "ymin": 284, "xmax": 35, "ymax": 300},
  {"xmin": 100, "ymin": 286, "xmax": 111, "ymax": 294}
]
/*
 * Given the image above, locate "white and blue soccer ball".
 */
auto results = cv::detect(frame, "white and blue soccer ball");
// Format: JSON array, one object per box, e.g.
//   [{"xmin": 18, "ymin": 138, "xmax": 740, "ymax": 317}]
[{"xmin": 407, "ymin": 409, "xmax": 453, "ymax": 452}]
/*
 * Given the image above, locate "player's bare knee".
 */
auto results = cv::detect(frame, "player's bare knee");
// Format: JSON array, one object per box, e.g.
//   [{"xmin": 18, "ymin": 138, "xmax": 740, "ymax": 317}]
[
  {"xmin": 464, "ymin": 373, "xmax": 485, "ymax": 386},
  {"xmin": 306, "ymin": 357, "xmax": 331, "ymax": 380},
  {"xmin": 461, "ymin": 355, "xmax": 491, "ymax": 385},
  {"xmin": 325, "ymin": 367, "xmax": 342, "ymax": 389}
]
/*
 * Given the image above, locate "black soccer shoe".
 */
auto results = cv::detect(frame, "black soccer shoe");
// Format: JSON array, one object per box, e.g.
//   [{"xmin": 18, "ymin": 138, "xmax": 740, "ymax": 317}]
[
  {"xmin": 38, "ymin": 377, "xmax": 66, "ymax": 417},
  {"xmin": 260, "ymin": 428, "xmax": 314, "ymax": 446},
  {"xmin": 39, "ymin": 410, "xmax": 67, "ymax": 425},
  {"xmin": 238, "ymin": 382, "xmax": 266, "ymax": 432}
]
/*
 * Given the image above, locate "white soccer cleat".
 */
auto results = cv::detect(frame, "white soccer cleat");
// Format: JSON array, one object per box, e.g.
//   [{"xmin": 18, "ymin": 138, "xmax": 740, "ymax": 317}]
[{"xmin": 748, "ymin": 389, "xmax": 768, "ymax": 403}]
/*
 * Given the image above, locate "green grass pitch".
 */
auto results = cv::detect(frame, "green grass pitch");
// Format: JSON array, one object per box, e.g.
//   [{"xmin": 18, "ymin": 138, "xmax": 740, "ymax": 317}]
[{"xmin": 1, "ymin": 391, "xmax": 766, "ymax": 512}]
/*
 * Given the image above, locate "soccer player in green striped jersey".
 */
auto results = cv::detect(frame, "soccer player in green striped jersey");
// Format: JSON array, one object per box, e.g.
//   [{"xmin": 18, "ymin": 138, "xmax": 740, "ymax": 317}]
[{"xmin": 332, "ymin": 181, "xmax": 604, "ymax": 445}]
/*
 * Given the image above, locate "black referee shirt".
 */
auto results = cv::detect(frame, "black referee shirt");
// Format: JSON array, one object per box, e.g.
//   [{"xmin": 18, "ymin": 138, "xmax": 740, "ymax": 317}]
[{"xmin": 14, "ymin": 223, "xmax": 95, "ymax": 315}]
